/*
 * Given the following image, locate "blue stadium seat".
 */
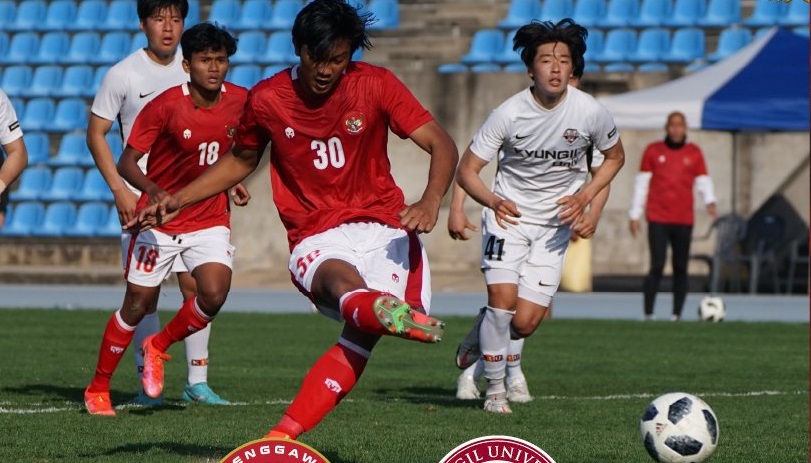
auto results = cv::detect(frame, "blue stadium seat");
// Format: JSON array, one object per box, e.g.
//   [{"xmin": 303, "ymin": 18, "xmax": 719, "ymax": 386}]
[
  {"xmin": 744, "ymin": 1, "xmax": 783, "ymax": 27},
  {"xmin": 97, "ymin": 205, "xmax": 123, "ymax": 238},
  {"xmin": 64, "ymin": 202, "xmax": 109, "ymax": 237},
  {"xmin": 40, "ymin": 0, "xmax": 78, "ymax": 31},
  {"xmin": 600, "ymin": 0, "xmax": 639, "ymax": 27},
  {"xmin": 0, "ymin": 201, "xmax": 45, "ymax": 236},
  {"xmin": 268, "ymin": 0, "xmax": 303, "ymax": 30},
  {"xmin": 0, "ymin": 32, "xmax": 8, "ymax": 57},
  {"xmin": 698, "ymin": 0, "xmax": 741, "ymax": 27},
  {"xmin": 572, "ymin": 0, "xmax": 606, "ymax": 27},
  {"xmin": 130, "ymin": 32, "xmax": 147, "ymax": 52},
  {"xmin": 366, "ymin": 0, "xmax": 399, "ymax": 30},
  {"xmin": 101, "ymin": 0, "xmax": 139, "ymax": 31},
  {"xmin": 1, "ymin": 32, "xmax": 40, "ymax": 64},
  {"xmin": 31, "ymin": 201, "xmax": 77, "ymax": 237},
  {"xmin": 470, "ymin": 63, "xmax": 502, "ymax": 73},
  {"xmin": 661, "ymin": 27, "xmax": 705, "ymax": 62},
  {"xmin": 231, "ymin": 31, "xmax": 266, "ymax": 64},
  {"xmin": 499, "ymin": 0, "xmax": 541, "ymax": 30},
  {"xmin": 258, "ymin": 31, "xmax": 297, "ymax": 64},
  {"xmin": 631, "ymin": 0, "xmax": 671, "ymax": 27},
  {"xmin": 40, "ymin": 167, "xmax": 83, "ymax": 202},
  {"xmin": 663, "ymin": 0, "xmax": 705, "ymax": 27},
  {"xmin": 68, "ymin": 0, "xmax": 107, "ymax": 31},
  {"xmin": 31, "ymin": 31, "xmax": 71, "ymax": 64},
  {"xmin": 754, "ymin": 27, "xmax": 773, "ymax": 41},
  {"xmin": 51, "ymin": 98, "xmax": 89, "ymax": 132},
  {"xmin": 780, "ymin": 1, "xmax": 808, "ymax": 27},
  {"xmin": 593, "ymin": 28, "xmax": 636, "ymax": 63},
  {"xmin": 262, "ymin": 65, "xmax": 289, "ymax": 79},
  {"xmin": 0, "ymin": 65, "xmax": 33, "ymax": 97},
  {"xmin": 186, "ymin": 0, "xmax": 201, "ymax": 26},
  {"xmin": 9, "ymin": 167, "xmax": 51, "ymax": 201},
  {"xmin": 91, "ymin": 66, "xmax": 111, "ymax": 97},
  {"xmin": 2, "ymin": 204, "xmax": 10, "ymax": 226},
  {"xmin": 50, "ymin": 132, "xmax": 92, "ymax": 166},
  {"xmin": 495, "ymin": 29, "xmax": 522, "ymax": 64},
  {"xmin": 637, "ymin": 62, "xmax": 669, "ymax": 72},
  {"xmin": 503, "ymin": 62, "xmax": 529, "ymax": 73},
  {"xmin": 348, "ymin": 0, "xmax": 368, "ymax": 13},
  {"xmin": 23, "ymin": 65, "xmax": 63, "ymax": 98},
  {"xmin": 54, "ymin": 65, "xmax": 94, "ymax": 98},
  {"xmin": 603, "ymin": 62, "xmax": 634, "ymax": 72},
  {"xmin": 208, "ymin": 0, "xmax": 242, "ymax": 29},
  {"xmin": 8, "ymin": 97, "xmax": 23, "ymax": 120},
  {"xmin": 233, "ymin": 0, "xmax": 273, "ymax": 31},
  {"xmin": 73, "ymin": 171, "xmax": 114, "ymax": 202},
  {"xmin": 461, "ymin": 29, "xmax": 505, "ymax": 65},
  {"xmin": 436, "ymin": 63, "xmax": 468, "ymax": 74},
  {"xmin": 228, "ymin": 65, "xmax": 263, "ymax": 89},
  {"xmin": 94, "ymin": 31, "xmax": 132, "ymax": 64},
  {"xmin": 7, "ymin": 0, "xmax": 46, "ymax": 32},
  {"xmin": 0, "ymin": 1, "xmax": 16, "ymax": 29},
  {"xmin": 627, "ymin": 28, "xmax": 670, "ymax": 63},
  {"xmin": 62, "ymin": 32, "xmax": 102, "ymax": 64},
  {"xmin": 21, "ymin": 97, "xmax": 56, "ymax": 132},
  {"xmin": 24, "ymin": 132, "xmax": 51, "ymax": 165},
  {"xmin": 583, "ymin": 28, "xmax": 605, "ymax": 64},
  {"xmin": 106, "ymin": 132, "xmax": 123, "ymax": 162},
  {"xmin": 537, "ymin": 0, "xmax": 574, "ymax": 22},
  {"xmin": 583, "ymin": 61, "xmax": 601, "ymax": 74},
  {"xmin": 352, "ymin": 47, "xmax": 364, "ymax": 61},
  {"xmin": 708, "ymin": 27, "xmax": 752, "ymax": 62}
]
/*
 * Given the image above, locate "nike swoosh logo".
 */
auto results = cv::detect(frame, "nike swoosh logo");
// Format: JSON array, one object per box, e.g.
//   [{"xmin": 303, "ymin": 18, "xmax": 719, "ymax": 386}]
[
  {"xmin": 139, "ymin": 91, "xmax": 156, "ymax": 98},
  {"xmin": 516, "ymin": 134, "xmax": 529, "ymax": 139},
  {"xmin": 353, "ymin": 308, "xmax": 360, "ymax": 327}
]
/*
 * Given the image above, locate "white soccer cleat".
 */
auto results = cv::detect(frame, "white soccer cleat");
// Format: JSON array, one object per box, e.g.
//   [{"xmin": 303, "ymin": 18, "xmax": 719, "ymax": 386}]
[
  {"xmin": 506, "ymin": 378, "xmax": 533, "ymax": 403},
  {"xmin": 483, "ymin": 392, "xmax": 512, "ymax": 414},
  {"xmin": 456, "ymin": 374, "xmax": 482, "ymax": 400}
]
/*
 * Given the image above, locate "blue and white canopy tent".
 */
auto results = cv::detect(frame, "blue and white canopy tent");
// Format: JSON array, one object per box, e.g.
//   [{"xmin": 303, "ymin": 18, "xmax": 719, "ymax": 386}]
[{"xmin": 599, "ymin": 28, "xmax": 809, "ymax": 214}]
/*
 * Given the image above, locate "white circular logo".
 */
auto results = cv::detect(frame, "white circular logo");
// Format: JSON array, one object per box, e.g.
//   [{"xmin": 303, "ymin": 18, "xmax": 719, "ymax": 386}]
[{"xmin": 439, "ymin": 435, "xmax": 556, "ymax": 463}]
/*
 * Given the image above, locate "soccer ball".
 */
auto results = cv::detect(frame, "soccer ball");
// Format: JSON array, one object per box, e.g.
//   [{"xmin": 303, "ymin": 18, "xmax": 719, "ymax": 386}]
[
  {"xmin": 698, "ymin": 296, "xmax": 726, "ymax": 322},
  {"xmin": 640, "ymin": 392, "xmax": 719, "ymax": 463}
]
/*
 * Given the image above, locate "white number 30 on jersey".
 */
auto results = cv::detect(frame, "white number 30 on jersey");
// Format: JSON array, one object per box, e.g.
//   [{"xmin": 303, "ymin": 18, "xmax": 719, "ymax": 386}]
[
  {"xmin": 198, "ymin": 141, "xmax": 220, "ymax": 166},
  {"xmin": 311, "ymin": 137, "xmax": 346, "ymax": 170}
]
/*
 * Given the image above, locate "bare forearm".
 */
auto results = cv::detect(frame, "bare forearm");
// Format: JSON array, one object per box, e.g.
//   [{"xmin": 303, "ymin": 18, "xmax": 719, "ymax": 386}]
[
  {"xmin": 0, "ymin": 139, "xmax": 27, "ymax": 188},
  {"xmin": 589, "ymin": 183, "xmax": 610, "ymax": 217},
  {"xmin": 117, "ymin": 149, "xmax": 157, "ymax": 196},
  {"xmin": 175, "ymin": 150, "xmax": 259, "ymax": 209},
  {"xmin": 580, "ymin": 143, "xmax": 624, "ymax": 204},
  {"xmin": 87, "ymin": 116, "xmax": 128, "ymax": 194},
  {"xmin": 450, "ymin": 181, "xmax": 467, "ymax": 212}
]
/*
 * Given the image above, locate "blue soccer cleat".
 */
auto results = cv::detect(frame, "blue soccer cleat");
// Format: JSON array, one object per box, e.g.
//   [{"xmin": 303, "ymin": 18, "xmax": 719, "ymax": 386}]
[{"xmin": 182, "ymin": 382, "xmax": 230, "ymax": 405}]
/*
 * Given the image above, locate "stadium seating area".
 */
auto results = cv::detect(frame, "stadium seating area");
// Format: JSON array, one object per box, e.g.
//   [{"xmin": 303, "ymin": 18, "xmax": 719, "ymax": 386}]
[
  {"xmin": 0, "ymin": 0, "xmax": 393, "ymax": 237},
  {"xmin": 438, "ymin": 0, "xmax": 808, "ymax": 74}
]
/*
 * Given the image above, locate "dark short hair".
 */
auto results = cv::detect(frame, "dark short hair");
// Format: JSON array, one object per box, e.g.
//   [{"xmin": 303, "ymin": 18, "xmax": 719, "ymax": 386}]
[
  {"xmin": 180, "ymin": 22, "xmax": 237, "ymax": 61},
  {"xmin": 513, "ymin": 18, "xmax": 588, "ymax": 78},
  {"xmin": 292, "ymin": 0, "xmax": 373, "ymax": 62},
  {"xmin": 137, "ymin": 0, "xmax": 189, "ymax": 21}
]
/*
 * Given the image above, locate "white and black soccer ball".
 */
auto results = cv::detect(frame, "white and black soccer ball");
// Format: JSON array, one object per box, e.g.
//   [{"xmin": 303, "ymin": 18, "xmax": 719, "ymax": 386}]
[
  {"xmin": 640, "ymin": 392, "xmax": 719, "ymax": 463},
  {"xmin": 698, "ymin": 296, "xmax": 726, "ymax": 322}
]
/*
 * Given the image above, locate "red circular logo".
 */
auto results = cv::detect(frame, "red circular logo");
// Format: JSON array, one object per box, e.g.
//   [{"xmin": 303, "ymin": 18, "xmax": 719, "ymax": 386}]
[
  {"xmin": 439, "ymin": 436, "xmax": 556, "ymax": 463},
  {"xmin": 220, "ymin": 438, "xmax": 331, "ymax": 463}
]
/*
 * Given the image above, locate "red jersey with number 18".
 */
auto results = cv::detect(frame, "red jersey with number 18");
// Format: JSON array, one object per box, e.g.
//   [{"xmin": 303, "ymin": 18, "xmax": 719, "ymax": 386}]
[
  {"xmin": 235, "ymin": 62, "xmax": 434, "ymax": 249},
  {"xmin": 128, "ymin": 82, "xmax": 248, "ymax": 234}
]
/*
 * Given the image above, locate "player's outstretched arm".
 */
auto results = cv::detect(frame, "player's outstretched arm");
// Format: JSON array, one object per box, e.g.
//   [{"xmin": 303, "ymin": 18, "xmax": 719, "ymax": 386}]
[
  {"xmin": 558, "ymin": 138, "xmax": 625, "ymax": 225},
  {"xmin": 448, "ymin": 181, "xmax": 478, "ymax": 240},
  {"xmin": 457, "ymin": 148, "xmax": 520, "ymax": 229},
  {"xmin": 0, "ymin": 137, "xmax": 27, "ymax": 196},
  {"xmin": 573, "ymin": 168, "xmax": 610, "ymax": 240},
  {"xmin": 399, "ymin": 121, "xmax": 459, "ymax": 233},
  {"xmin": 87, "ymin": 115, "xmax": 139, "ymax": 224}
]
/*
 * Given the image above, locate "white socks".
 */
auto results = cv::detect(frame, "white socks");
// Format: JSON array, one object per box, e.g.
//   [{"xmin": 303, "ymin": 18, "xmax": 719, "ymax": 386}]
[
  {"xmin": 506, "ymin": 338, "xmax": 526, "ymax": 386},
  {"xmin": 480, "ymin": 306, "xmax": 513, "ymax": 396},
  {"xmin": 184, "ymin": 323, "xmax": 211, "ymax": 386}
]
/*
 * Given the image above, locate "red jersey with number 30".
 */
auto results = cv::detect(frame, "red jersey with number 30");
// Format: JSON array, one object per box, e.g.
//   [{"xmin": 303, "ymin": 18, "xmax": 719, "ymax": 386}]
[
  {"xmin": 128, "ymin": 82, "xmax": 248, "ymax": 233},
  {"xmin": 235, "ymin": 62, "xmax": 434, "ymax": 249}
]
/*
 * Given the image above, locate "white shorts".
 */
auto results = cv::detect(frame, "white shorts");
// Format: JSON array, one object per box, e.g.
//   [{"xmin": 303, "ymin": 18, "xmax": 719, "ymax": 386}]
[
  {"xmin": 125, "ymin": 226, "xmax": 235, "ymax": 287},
  {"xmin": 121, "ymin": 232, "xmax": 188, "ymax": 273},
  {"xmin": 289, "ymin": 222, "xmax": 432, "ymax": 321},
  {"xmin": 480, "ymin": 208, "xmax": 571, "ymax": 307}
]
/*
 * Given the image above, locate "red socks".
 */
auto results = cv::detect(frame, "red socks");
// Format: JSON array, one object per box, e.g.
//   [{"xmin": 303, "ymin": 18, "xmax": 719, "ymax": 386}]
[
  {"xmin": 273, "ymin": 342, "xmax": 369, "ymax": 438},
  {"xmin": 88, "ymin": 311, "xmax": 135, "ymax": 393},
  {"xmin": 152, "ymin": 297, "xmax": 210, "ymax": 352},
  {"xmin": 339, "ymin": 290, "xmax": 392, "ymax": 336}
]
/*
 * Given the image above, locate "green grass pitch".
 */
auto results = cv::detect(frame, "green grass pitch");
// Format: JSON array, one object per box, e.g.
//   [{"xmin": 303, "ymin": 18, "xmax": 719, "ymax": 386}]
[{"xmin": 0, "ymin": 308, "xmax": 807, "ymax": 463}]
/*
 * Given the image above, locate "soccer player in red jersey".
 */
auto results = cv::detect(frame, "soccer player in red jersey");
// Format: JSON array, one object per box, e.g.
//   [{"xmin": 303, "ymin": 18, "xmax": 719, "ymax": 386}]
[
  {"xmin": 83, "ymin": 22, "xmax": 247, "ymax": 416},
  {"xmin": 131, "ymin": 0, "xmax": 459, "ymax": 438}
]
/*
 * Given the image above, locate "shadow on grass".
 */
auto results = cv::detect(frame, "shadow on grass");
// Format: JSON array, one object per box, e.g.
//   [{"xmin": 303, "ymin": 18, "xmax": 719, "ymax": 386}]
[
  {"xmin": 79, "ymin": 442, "xmax": 234, "ymax": 460},
  {"xmin": 2, "ymin": 384, "xmax": 186, "ymax": 414},
  {"xmin": 370, "ymin": 385, "xmax": 482, "ymax": 409}
]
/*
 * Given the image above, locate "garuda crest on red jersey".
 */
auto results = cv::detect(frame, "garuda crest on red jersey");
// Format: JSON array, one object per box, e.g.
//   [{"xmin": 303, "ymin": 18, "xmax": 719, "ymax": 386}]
[
  {"xmin": 343, "ymin": 110, "xmax": 366, "ymax": 135},
  {"xmin": 563, "ymin": 128, "xmax": 579, "ymax": 145},
  {"xmin": 226, "ymin": 126, "xmax": 236, "ymax": 139}
]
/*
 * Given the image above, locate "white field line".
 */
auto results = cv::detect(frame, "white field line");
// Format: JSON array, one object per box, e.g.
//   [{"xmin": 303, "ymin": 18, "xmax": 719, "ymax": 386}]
[{"xmin": 0, "ymin": 390, "xmax": 805, "ymax": 415}]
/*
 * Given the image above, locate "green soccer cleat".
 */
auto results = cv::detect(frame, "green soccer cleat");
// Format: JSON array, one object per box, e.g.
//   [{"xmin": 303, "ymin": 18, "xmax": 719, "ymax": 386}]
[
  {"xmin": 182, "ymin": 382, "xmax": 230, "ymax": 405},
  {"xmin": 373, "ymin": 296, "xmax": 445, "ymax": 343}
]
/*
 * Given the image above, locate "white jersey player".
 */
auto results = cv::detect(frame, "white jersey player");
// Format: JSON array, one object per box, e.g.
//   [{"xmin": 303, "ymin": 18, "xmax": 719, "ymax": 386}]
[
  {"xmin": 86, "ymin": 0, "xmax": 244, "ymax": 406},
  {"xmin": 0, "ymin": 89, "xmax": 28, "ymax": 228},
  {"xmin": 453, "ymin": 19, "xmax": 625, "ymax": 414}
]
